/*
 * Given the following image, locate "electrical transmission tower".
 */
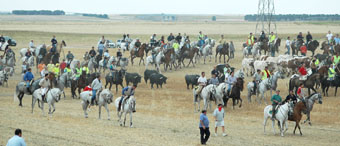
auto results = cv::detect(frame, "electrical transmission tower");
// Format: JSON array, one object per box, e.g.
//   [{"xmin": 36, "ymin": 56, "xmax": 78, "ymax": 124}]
[{"xmin": 255, "ymin": 0, "xmax": 277, "ymax": 36}]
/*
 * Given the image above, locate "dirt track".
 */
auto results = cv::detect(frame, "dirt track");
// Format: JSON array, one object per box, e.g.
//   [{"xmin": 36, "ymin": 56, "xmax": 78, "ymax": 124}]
[{"xmin": 1, "ymin": 18, "xmax": 340, "ymax": 145}]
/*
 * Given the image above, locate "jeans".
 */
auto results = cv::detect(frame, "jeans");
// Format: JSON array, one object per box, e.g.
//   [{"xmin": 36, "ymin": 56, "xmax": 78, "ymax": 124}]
[
  {"xmin": 92, "ymin": 90, "xmax": 97, "ymax": 100},
  {"xmin": 271, "ymin": 49, "xmax": 275, "ymax": 57},
  {"xmin": 285, "ymin": 45, "xmax": 290, "ymax": 55},
  {"xmin": 26, "ymin": 81, "xmax": 30, "ymax": 88},
  {"xmin": 199, "ymin": 127, "xmax": 210, "ymax": 144}
]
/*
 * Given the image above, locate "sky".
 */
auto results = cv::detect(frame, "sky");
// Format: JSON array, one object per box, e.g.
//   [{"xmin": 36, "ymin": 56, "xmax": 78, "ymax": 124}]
[{"xmin": 2, "ymin": 0, "xmax": 340, "ymax": 14}]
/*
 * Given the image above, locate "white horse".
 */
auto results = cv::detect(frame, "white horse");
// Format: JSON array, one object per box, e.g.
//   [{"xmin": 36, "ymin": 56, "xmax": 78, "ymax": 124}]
[
  {"xmin": 55, "ymin": 72, "xmax": 72, "ymax": 99},
  {"xmin": 115, "ymin": 96, "xmax": 136, "ymax": 127},
  {"xmin": 70, "ymin": 59, "xmax": 80, "ymax": 71},
  {"xmin": 0, "ymin": 70, "xmax": 9, "ymax": 87},
  {"xmin": 215, "ymin": 83, "xmax": 228, "ymax": 106},
  {"xmin": 258, "ymin": 71, "xmax": 285, "ymax": 104},
  {"xmin": 145, "ymin": 50, "xmax": 164, "ymax": 73},
  {"xmin": 193, "ymin": 84, "xmax": 217, "ymax": 112},
  {"xmin": 1, "ymin": 51, "xmax": 16, "ymax": 68},
  {"xmin": 88, "ymin": 57, "xmax": 97, "ymax": 74},
  {"xmin": 242, "ymin": 58, "xmax": 255, "ymax": 76},
  {"xmin": 252, "ymin": 42, "xmax": 261, "ymax": 59},
  {"xmin": 31, "ymin": 88, "xmax": 62, "ymax": 116},
  {"xmin": 202, "ymin": 44, "xmax": 212, "ymax": 64},
  {"xmin": 263, "ymin": 102, "xmax": 289, "ymax": 137},
  {"xmin": 81, "ymin": 89, "xmax": 114, "ymax": 119},
  {"xmin": 21, "ymin": 56, "xmax": 35, "ymax": 68},
  {"xmin": 20, "ymin": 48, "xmax": 35, "ymax": 57}
]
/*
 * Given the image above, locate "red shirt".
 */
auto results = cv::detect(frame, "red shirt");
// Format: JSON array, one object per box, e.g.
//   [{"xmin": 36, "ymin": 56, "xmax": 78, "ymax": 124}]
[
  {"xmin": 300, "ymin": 46, "xmax": 307, "ymax": 54},
  {"xmin": 83, "ymin": 86, "xmax": 92, "ymax": 91},
  {"xmin": 60, "ymin": 62, "xmax": 67, "ymax": 71},
  {"xmin": 297, "ymin": 87, "xmax": 302, "ymax": 96},
  {"xmin": 299, "ymin": 67, "xmax": 307, "ymax": 75}
]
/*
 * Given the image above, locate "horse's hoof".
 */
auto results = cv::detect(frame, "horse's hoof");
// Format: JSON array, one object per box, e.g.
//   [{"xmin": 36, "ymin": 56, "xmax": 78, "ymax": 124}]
[
  {"xmin": 108, "ymin": 118, "xmax": 110, "ymax": 121},
  {"xmin": 130, "ymin": 125, "xmax": 133, "ymax": 128}
]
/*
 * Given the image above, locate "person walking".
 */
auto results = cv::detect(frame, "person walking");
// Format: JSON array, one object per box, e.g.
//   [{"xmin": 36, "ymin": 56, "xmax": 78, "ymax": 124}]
[
  {"xmin": 6, "ymin": 129, "xmax": 26, "ymax": 146},
  {"xmin": 213, "ymin": 104, "xmax": 227, "ymax": 137},
  {"xmin": 199, "ymin": 110, "xmax": 210, "ymax": 145}
]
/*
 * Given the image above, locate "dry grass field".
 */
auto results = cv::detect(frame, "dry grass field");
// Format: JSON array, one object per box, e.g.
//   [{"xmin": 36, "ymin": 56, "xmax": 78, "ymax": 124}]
[{"xmin": 0, "ymin": 16, "xmax": 340, "ymax": 146}]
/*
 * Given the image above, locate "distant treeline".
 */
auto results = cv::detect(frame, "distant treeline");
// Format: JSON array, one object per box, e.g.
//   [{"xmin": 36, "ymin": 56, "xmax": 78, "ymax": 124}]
[
  {"xmin": 244, "ymin": 14, "xmax": 340, "ymax": 21},
  {"xmin": 82, "ymin": 14, "xmax": 109, "ymax": 19},
  {"xmin": 12, "ymin": 10, "xmax": 65, "ymax": 15}
]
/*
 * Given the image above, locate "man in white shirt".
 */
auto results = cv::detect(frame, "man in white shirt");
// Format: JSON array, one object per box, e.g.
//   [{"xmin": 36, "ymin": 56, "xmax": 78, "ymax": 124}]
[
  {"xmin": 213, "ymin": 104, "xmax": 227, "ymax": 137},
  {"xmin": 29, "ymin": 40, "xmax": 35, "ymax": 48},
  {"xmin": 196, "ymin": 72, "xmax": 207, "ymax": 95},
  {"xmin": 7, "ymin": 129, "xmax": 26, "ymax": 146},
  {"xmin": 326, "ymin": 30, "xmax": 333, "ymax": 43}
]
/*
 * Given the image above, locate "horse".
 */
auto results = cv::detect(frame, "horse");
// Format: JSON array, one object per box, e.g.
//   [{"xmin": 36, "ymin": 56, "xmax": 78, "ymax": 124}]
[
  {"xmin": 130, "ymin": 43, "xmax": 146, "ymax": 66},
  {"xmin": 258, "ymin": 71, "xmax": 285, "ymax": 104},
  {"xmin": 287, "ymin": 101, "xmax": 307, "ymax": 135},
  {"xmin": 215, "ymin": 42, "xmax": 229, "ymax": 63},
  {"xmin": 0, "ymin": 70, "xmax": 9, "ymax": 87},
  {"xmin": 214, "ymin": 83, "xmax": 228, "ymax": 106},
  {"xmin": 145, "ymin": 50, "xmax": 164, "ymax": 73},
  {"xmin": 81, "ymin": 89, "xmax": 114, "ymax": 119},
  {"xmin": 71, "ymin": 71, "xmax": 88, "ymax": 98},
  {"xmin": 289, "ymin": 73, "xmax": 321, "ymax": 95},
  {"xmin": 307, "ymin": 40, "xmax": 320, "ymax": 57},
  {"xmin": 1, "ymin": 51, "xmax": 16, "ymax": 68},
  {"xmin": 202, "ymin": 44, "xmax": 212, "ymax": 64},
  {"xmin": 115, "ymin": 96, "xmax": 136, "ymax": 127},
  {"xmin": 178, "ymin": 45, "xmax": 199, "ymax": 68},
  {"xmin": 88, "ymin": 56, "xmax": 98, "ymax": 74},
  {"xmin": 15, "ymin": 79, "xmax": 41, "ymax": 107},
  {"xmin": 258, "ymin": 39, "xmax": 270, "ymax": 55},
  {"xmin": 21, "ymin": 56, "xmax": 35, "ymax": 68},
  {"xmin": 263, "ymin": 102, "xmax": 289, "ymax": 137},
  {"xmin": 269, "ymin": 38, "xmax": 281, "ymax": 56},
  {"xmin": 193, "ymin": 84, "xmax": 217, "ymax": 112},
  {"xmin": 302, "ymin": 93, "xmax": 323, "ymax": 125},
  {"xmin": 225, "ymin": 78, "xmax": 244, "ymax": 109},
  {"xmin": 55, "ymin": 72, "xmax": 72, "ymax": 99},
  {"xmin": 105, "ymin": 69, "xmax": 126, "ymax": 92},
  {"xmin": 163, "ymin": 48, "xmax": 176, "ymax": 71},
  {"xmin": 31, "ymin": 88, "xmax": 62, "ymax": 116},
  {"xmin": 321, "ymin": 74, "xmax": 340, "ymax": 97}
]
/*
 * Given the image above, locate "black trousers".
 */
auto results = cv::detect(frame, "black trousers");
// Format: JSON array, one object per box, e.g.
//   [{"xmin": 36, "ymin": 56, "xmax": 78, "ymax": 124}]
[{"xmin": 199, "ymin": 127, "xmax": 210, "ymax": 144}]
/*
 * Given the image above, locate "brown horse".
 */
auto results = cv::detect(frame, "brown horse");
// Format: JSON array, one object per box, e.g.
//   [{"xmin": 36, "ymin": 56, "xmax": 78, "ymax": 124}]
[
  {"xmin": 321, "ymin": 41, "xmax": 331, "ymax": 55},
  {"xmin": 130, "ymin": 43, "xmax": 146, "ymax": 66},
  {"xmin": 163, "ymin": 48, "xmax": 176, "ymax": 71},
  {"xmin": 225, "ymin": 78, "xmax": 244, "ymax": 109},
  {"xmin": 289, "ymin": 73, "xmax": 321, "ymax": 95},
  {"xmin": 307, "ymin": 40, "xmax": 320, "ymax": 56},
  {"xmin": 215, "ymin": 42, "xmax": 229, "ymax": 63},
  {"xmin": 288, "ymin": 101, "xmax": 307, "ymax": 135},
  {"xmin": 43, "ymin": 40, "xmax": 67, "ymax": 64},
  {"xmin": 178, "ymin": 44, "xmax": 199, "ymax": 68}
]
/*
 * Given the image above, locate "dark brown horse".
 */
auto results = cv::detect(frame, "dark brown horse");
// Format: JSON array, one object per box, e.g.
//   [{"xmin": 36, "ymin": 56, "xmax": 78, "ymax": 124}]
[
  {"xmin": 178, "ymin": 44, "xmax": 199, "ymax": 68},
  {"xmin": 307, "ymin": 40, "xmax": 320, "ymax": 56},
  {"xmin": 215, "ymin": 42, "xmax": 229, "ymax": 63},
  {"xmin": 163, "ymin": 48, "xmax": 176, "ymax": 71},
  {"xmin": 71, "ymin": 70, "xmax": 87, "ymax": 98},
  {"xmin": 130, "ymin": 43, "xmax": 146, "ymax": 66},
  {"xmin": 288, "ymin": 101, "xmax": 307, "ymax": 135},
  {"xmin": 321, "ymin": 41, "xmax": 330, "ymax": 55},
  {"xmin": 289, "ymin": 73, "xmax": 320, "ymax": 95},
  {"xmin": 225, "ymin": 78, "xmax": 244, "ymax": 109}
]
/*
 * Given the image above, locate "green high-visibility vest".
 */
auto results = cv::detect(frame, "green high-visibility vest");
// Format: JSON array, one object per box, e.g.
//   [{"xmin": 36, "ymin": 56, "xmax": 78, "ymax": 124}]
[
  {"xmin": 315, "ymin": 59, "xmax": 319, "ymax": 66},
  {"xmin": 329, "ymin": 68, "xmax": 335, "ymax": 78},
  {"xmin": 76, "ymin": 68, "xmax": 81, "ymax": 77},
  {"xmin": 262, "ymin": 70, "xmax": 271, "ymax": 80},
  {"xmin": 333, "ymin": 55, "xmax": 340, "ymax": 65}
]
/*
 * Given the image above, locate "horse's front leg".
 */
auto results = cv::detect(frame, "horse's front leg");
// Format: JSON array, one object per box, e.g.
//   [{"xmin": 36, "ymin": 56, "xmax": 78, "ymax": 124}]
[
  {"xmin": 98, "ymin": 105, "xmax": 102, "ymax": 119},
  {"xmin": 52, "ymin": 103, "xmax": 56, "ymax": 114},
  {"xmin": 82, "ymin": 101, "xmax": 88, "ymax": 118},
  {"xmin": 130, "ymin": 112, "xmax": 133, "ymax": 127},
  {"xmin": 123, "ymin": 112, "xmax": 127, "ymax": 127},
  {"xmin": 104, "ymin": 103, "xmax": 110, "ymax": 120}
]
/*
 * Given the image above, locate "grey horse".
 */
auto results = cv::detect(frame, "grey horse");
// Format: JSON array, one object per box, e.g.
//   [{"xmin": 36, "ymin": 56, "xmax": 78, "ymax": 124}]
[
  {"xmin": 31, "ymin": 88, "xmax": 62, "ymax": 116},
  {"xmin": 55, "ymin": 72, "xmax": 72, "ymax": 99},
  {"xmin": 15, "ymin": 79, "xmax": 41, "ymax": 106},
  {"xmin": 302, "ymin": 93, "xmax": 323, "ymax": 126},
  {"xmin": 80, "ymin": 89, "xmax": 114, "ymax": 120},
  {"xmin": 115, "ymin": 96, "xmax": 136, "ymax": 127},
  {"xmin": 257, "ymin": 71, "xmax": 285, "ymax": 104}
]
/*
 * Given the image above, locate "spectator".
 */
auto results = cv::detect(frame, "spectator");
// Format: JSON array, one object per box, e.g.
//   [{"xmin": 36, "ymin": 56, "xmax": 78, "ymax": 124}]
[
  {"xmin": 60, "ymin": 59, "xmax": 67, "ymax": 73},
  {"xmin": 326, "ymin": 30, "xmax": 333, "ymax": 43},
  {"xmin": 199, "ymin": 110, "xmax": 210, "ymax": 145},
  {"xmin": 6, "ymin": 129, "xmax": 26, "ymax": 146},
  {"xmin": 285, "ymin": 36, "xmax": 291, "ymax": 55},
  {"xmin": 213, "ymin": 104, "xmax": 227, "ymax": 137}
]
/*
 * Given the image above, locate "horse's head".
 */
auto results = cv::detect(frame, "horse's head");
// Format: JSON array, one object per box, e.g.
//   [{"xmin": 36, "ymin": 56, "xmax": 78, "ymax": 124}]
[
  {"xmin": 61, "ymin": 40, "xmax": 67, "ymax": 47},
  {"xmin": 119, "ymin": 69, "xmax": 126, "ymax": 77},
  {"xmin": 52, "ymin": 88, "xmax": 62, "ymax": 102},
  {"xmin": 129, "ymin": 96, "xmax": 136, "ymax": 112},
  {"xmin": 317, "ymin": 93, "xmax": 323, "ymax": 104},
  {"xmin": 210, "ymin": 85, "xmax": 217, "ymax": 95}
]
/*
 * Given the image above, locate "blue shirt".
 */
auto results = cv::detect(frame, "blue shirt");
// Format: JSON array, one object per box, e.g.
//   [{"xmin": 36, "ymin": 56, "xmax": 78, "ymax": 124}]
[
  {"xmin": 335, "ymin": 37, "xmax": 340, "ymax": 45},
  {"xmin": 98, "ymin": 43, "xmax": 105, "ymax": 50},
  {"xmin": 23, "ymin": 72, "xmax": 34, "ymax": 81},
  {"xmin": 7, "ymin": 135, "xmax": 26, "ymax": 146},
  {"xmin": 199, "ymin": 113, "xmax": 209, "ymax": 128},
  {"xmin": 122, "ymin": 86, "xmax": 135, "ymax": 96}
]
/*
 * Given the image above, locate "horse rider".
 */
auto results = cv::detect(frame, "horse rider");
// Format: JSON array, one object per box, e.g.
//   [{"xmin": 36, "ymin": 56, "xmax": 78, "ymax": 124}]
[
  {"xmin": 124, "ymin": 34, "xmax": 130, "ymax": 48},
  {"xmin": 219, "ymin": 35, "xmax": 227, "ymax": 45},
  {"xmin": 103, "ymin": 50, "xmax": 110, "ymax": 67},
  {"xmin": 89, "ymin": 46, "xmax": 96, "ymax": 58},
  {"xmin": 297, "ymin": 32, "xmax": 304, "ymax": 41},
  {"xmin": 98, "ymin": 35, "xmax": 105, "ymax": 45},
  {"xmin": 185, "ymin": 36, "xmax": 191, "ymax": 48},
  {"xmin": 82, "ymin": 64, "xmax": 89, "ymax": 75},
  {"xmin": 91, "ymin": 74, "xmax": 102, "ymax": 106},
  {"xmin": 53, "ymin": 63, "xmax": 60, "ymax": 78},
  {"xmin": 64, "ymin": 64, "xmax": 71, "ymax": 73},
  {"xmin": 23, "ymin": 68, "xmax": 34, "ymax": 94},
  {"xmin": 298, "ymin": 63, "xmax": 307, "ymax": 81},
  {"xmin": 51, "ymin": 35, "xmax": 57, "ymax": 54},
  {"xmin": 310, "ymin": 58, "xmax": 318, "ymax": 74},
  {"xmin": 60, "ymin": 59, "xmax": 67, "ymax": 73},
  {"xmin": 150, "ymin": 34, "xmax": 157, "ymax": 48},
  {"xmin": 226, "ymin": 71, "xmax": 237, "ymax": 96},
  {"xmin": 0, "ymin": 35, "xmax": 4, "ymax": 48},
  {"xmin": 47, "ymin": 61, "xmax": 55, "ymax": 72},
  {"xmin": 306, "ymin": 31, "xmax": 313, "ymax": 46},
  {"xmin": 175, "ymin": 33, "xmax": 182, "ymax": 43},
  {"xmin": 83, "ymin": 51, "xmax": 89, "ymax": 61},
  {"xmin": 196, "ymin": 72, "xmax": 207, "ymax": 97},
  {"xmin": 29, "ymin": 40, "xmax": 35, "ymax": 48},
  {"xmin": 328, "ymin": 64, "xmax": 335, "ymax": 82},
  {"xmin": 262, "ymin": 66, "xmax": 271, "ymax": 81},
  {"xmin": 25, "ymin": 49, "xmax": 32, "ymax": 62},
  {"xmin": 209, "ymin": 74, "xmax": 219, "ymax": 86},
  {"xmin": 160, "ymin": 36, "xmax": 166, "ymax": 47},
  {"xmin": 39, "ymin": 73, "xmax": 50, "ymax": 102},
  {"xmin": 116, "ymin": 48, "xmax": 122, "ymax": 65},
  {"xmin": 246, "ymin": 33, "xmax": 255, "ymax": 53},
  {"xmin": 259, "ymin": 31, "xmax": 266, "ymax": 42},
  {"xmin": 5, "ymin": 47, "xmax": 14, "ymax": 64},
  {"xmin": 118, "ymin": 84, "xmax": 137, "ymax": 112},
  {"xmin": 211, "ymin": 66, "xmax": 219, "ymax": 77},
  {"xmin": 172, "ymin": 41, "xmax": 180, "ymax": 55},
  {"xmin": 98, "ymin": 41, "xmax": 105, "ymax": 57},
  {"xmin": 300, "ymin": 43, "xmax": 307, "ymax": 56},
  {"xmin": 331, "ymin": 52, "xmax": 340, "ymax": 69},
  {"xmin": 109, "ymin": 60, "xmax": 117, "ymax": 80},
  {"xmin": 198, "ymin": 31, "xmax": 204, "ymax": 41},
  {"xmin": 198, "ymin": 37, "xmax": 205, "ymax": 52},
  {"xmin": 284, "ymin": 90, "xmax": 298, "ymax": 105},
  {"xmin": 134, "ymin": 39, "xmax": 141, "ymax": 56},
  {"xmin": 252, "ymin": 69, "xmax": 262, "ymax": 94},
  {"xmin": 297, "ymin": 83, "xmax": 305, "ymax": 99},
  {"xmin": 269, "ymin": 32, "xmax": 276, "ymax": 44},
  {"xmin": 271, "ymin": 90, "xmax": 282, "ymax": 120},
  {"xmin": 66, "ymin": 51, "xmax": 74, "ymax": 64},
  {"xmin": 41, "ymin": 66, "xmax": 49, "ymax": 77},
  {"xmin": 167, "ymin": 33, "xmax": 175, "ymax": 42},
  {"xmin": 151, "ymin": 47, "xmax": 158, "ymax": 63},
  {"xmin": 74, "ymin": 64, "xmax": 82, "ymax": 80},
  {"xmin": 223, "ymin": 64, "xmax": 231, "ymax": 78}
]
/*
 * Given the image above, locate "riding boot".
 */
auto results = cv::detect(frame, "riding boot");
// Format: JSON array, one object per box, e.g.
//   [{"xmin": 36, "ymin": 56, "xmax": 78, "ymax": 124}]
[
  {"xmin": 91, "ymin": 98, "xmax": 94, "ymax": 106},
  {"xmin": 271, "ymin": 105, "xmax": 276, "ymax": 121},
  {"xmin": 42, "ymin": 95, "xmax": 45, "ymax": 102},
  {"xmin": 118, "ymin": 100, "xmax": 122, "ymax": 112},
  {"xmin": 27, "ymin": 87, "xmax": 31, "ymax": 94}
]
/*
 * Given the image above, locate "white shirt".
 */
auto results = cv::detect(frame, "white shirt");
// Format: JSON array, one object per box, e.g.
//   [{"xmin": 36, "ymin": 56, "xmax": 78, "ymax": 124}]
[
  {"xmin": 286, "ymin": 40, "xmax": 290, "ymax": 46},
  {"xmin": 104, "ymin": 52, "xmax": 110, "ymax": 58},
  {"xmin": 7, "ymin": 135, "xmax": 26, "ymax": 146},
  {"xmin": 327, "ymin": 33, "xmax": 333, "ymax": 41},
  {"xmin": 197, "ymin": 76, "xmax": 207, "ymax": 85},
  {"xmin": 213, "ymin": 108, "xmax": 225, "ymax": 122},
  {"xmin": 29, "ymin": 42, "xmax": 34, "ymax": 48}
]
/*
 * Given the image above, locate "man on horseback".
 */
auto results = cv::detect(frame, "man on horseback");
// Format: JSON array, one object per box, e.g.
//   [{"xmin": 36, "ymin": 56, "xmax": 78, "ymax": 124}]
[
  {"xmin": 109, "ymin": 60, "xmax": 117, "ymax": 77},
  {"xmin": 117, "ymin": 48, "xmax": 122, "ymax": 65},
  {"xmin": 134, "ymin": 39, "xmax": 141, "ymax": 57},
  {"xmin": 89, "ymin": 46, "xmax": 96, "ymax": 58},
  {"xmin": 226, "ymin": 71, "xmax": 237, "ymax": 96},
  {"xmin": 269, "ymin": 32, "xmax": 276, "ymax": 57},
  {"xmin": 39, "ymin": 73, "xmax": 50, "ymax": 102},
  {"xmin": 167, "ymin": 33, "xmax": 175, "ymax": 42},
  {"xmin": 51, "ymin": 35, "xmax": 57, "ymax": 54},
  {"xmin": 25, "ymin": 49, "xmax": 32, "ymax": 62},
  {"xmin": 198, "ymin": 31, "xmax": 204, "ymax": 41},
  {"xmin": 150, "ymin": 34, "xmax": 157, "ymax": 48},
  {"xmin": 172, "ymin": 41, "xmax": 180, "ymax": 55},
  {"xmin": 90, "ymin": 74, "xmax": 102, "ymax": 106},
  {"xmin": 298, "ymin": 63, "xmax": 307, "ymax": 81},
  {"xmin": 271, "ymin": 90, "xmax": 282, "ymax": 120},
  {"xmin": 252, "ymin": 69, "xmax": 262, "ymax": 94},
  {"xmin": 118, "ymin": 84, "xmax": 137, "ymax": 112},
  {"xmin": 82, "ymin": 64, "xmax": 89, "ymax": 75},
  {"xmin": 103, "ymin": 50, "xmax": 110, "ymax": 67},
  {"xmin": 259, "ymin": 31, "xmax": 266, "ymax": 42},
  {"xmin": 297, "ymin": 32, "xmax": 304, "ymax": 41},
  {"xmin": 246, "ymin": 33, "xmax": 255, "ymax": 54},
  {"xmin": 23, "ymin": 68, "xmax": 34, "ymax": 94},
  {"xmin": 306, "ymin": 31, "xmax": 313, "ymax": 46},
  {"xmin": 284, "ymin": 90, "xmax": 298, "ymax": 104},
  {"xmin": 47, "ymin": 61, "xmax": 55, "ymax": 72},
  {"xmin": 300, "ymin": 43, "xmax": 307, "ymax": 56},
  {"xmin": 261, "ymin": 66, "xmax": 271, "ymax": 81},
  {"xmin": 331, "ymin": 52, "xmax": 340, "ymax": 68},
  {"xmin": 175, "ymin": 33, "xmax": 182, "ymax": 43},
  {"xmin": 66, "ymin": 51, "xmax": 74, "ymax": 65},
  {"xmin": 297, "ymin": 83, "xmax": 305, "ymax": 99},
  {"xmin": 196, "ymin": 72, "xmax": 207, "ymax": 97},
  {"xmin": 328, "ymin": 64, "xmax": 335, "ymax": 81},
  {"xmin": 53, "ymin": 64, "xmax": 60, "ymax": 78},
  {"xmin": 29, "ymin": 40, "xmax": 35, "ymax": 49}
]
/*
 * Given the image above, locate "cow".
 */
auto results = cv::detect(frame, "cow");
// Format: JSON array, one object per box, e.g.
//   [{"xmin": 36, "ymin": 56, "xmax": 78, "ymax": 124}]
[
  {"xmin": 144, "ymin": 69, "xmax": 158, "ymax": 84},
  {"xmin": 185, "ymin": 74, "xmax": 200, "ymax": 89},
  {"xmin": 149, "ymin": 73, "xmax": 167, "ymax": 89},
  {"xmin": 125, "ymin": 72, "xmax": 142, "ymax": 86}
]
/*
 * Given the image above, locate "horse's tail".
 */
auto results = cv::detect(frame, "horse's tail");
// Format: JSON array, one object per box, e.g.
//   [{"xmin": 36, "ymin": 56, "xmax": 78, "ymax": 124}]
[{"xmin": 288, "ymin": 78, "xmax": 293, "ymax": 92}]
